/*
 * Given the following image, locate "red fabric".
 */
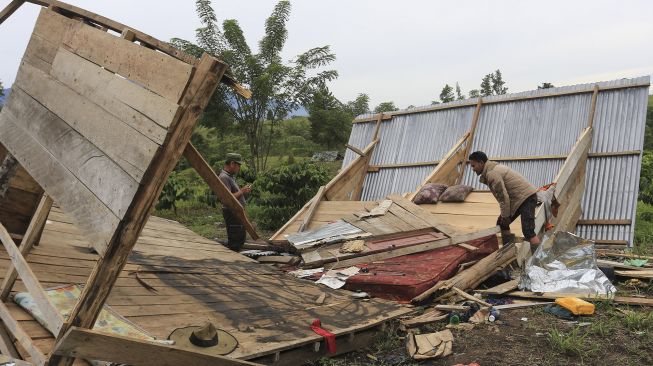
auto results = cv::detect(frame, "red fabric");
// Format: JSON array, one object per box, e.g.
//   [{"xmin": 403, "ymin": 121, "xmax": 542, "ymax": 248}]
[
  {"xmin": 343, "ymin": 235, "xmax": 499, "ymax": 302},
  {"xmin": 310, "ymin": 319, "xmax": 336, "ymax": 354}
]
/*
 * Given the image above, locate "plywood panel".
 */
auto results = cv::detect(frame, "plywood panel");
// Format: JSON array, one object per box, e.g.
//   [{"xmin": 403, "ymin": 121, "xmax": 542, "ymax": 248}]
[
  {"xmin": 0, "ymin": 103, "xmax": 120, "ymax": 254},
  {"xmin": 51, "ymin": 48, "xmax": 179, "ymax": 140},
  {"xmin": 62, "ymin": 16, "xmax": 193, "ymax": 103},
  {"xmin": 5, "ymin": 87, "xmax": 138, "ymax": 219},
  {"xmin": 14, "ymin": 60, "xmax": 158, "ymax": 182}
]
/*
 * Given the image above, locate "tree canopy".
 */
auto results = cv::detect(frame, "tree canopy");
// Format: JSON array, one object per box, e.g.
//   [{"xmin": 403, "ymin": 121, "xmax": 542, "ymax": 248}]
[
  {"xmin": 171, "ymin": 0, "xmax": 338, "ymax": 174},
  {"xmin": 374, "ymin": 101, "xmax": 398, "ymax": 113},
  {"xmin": 439, "ymin": 84, "xmax": 455, "ymax": 103}
]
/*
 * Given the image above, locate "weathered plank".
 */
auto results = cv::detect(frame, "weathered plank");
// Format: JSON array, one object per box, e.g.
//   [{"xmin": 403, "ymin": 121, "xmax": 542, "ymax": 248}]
[
  {"xmin": 0, "ymin": 0, "xmax": 25, "ymax": 25},
  {"xmin": 0, "ymin": 301, "xmax": 46, "ymax": 365},
  {"xmin": 5, "ymin": 86, "xmax": 139, "ymax": 219},
  {"xmin": 62, "ymin": 17, "xmax": 193, "ymax": 103},
  {"xmin": 49, "ymin": 54, "xmax": 227, "ymax": 366},
  {"xmin": 23, "ymin": 9, "xmax": 79, "ymax": 73},
  {"xmin": 299, "ymin": 185, "xmax": 325, "ymax": 232},
  {"xmin": 387, "ymin": 195, "xmax": 460, "ymax": 237},
  {"xmin": 51, "ymin": 48, "xmax": 177, "ymax": 143},
  {"xmin": 0, "ymin": 195, "xmax": 53, "ymax": 301},
  {"xmin": 0, "ymin": 223, "xmax": 63, "ymax": 336},
  {"xmin": 183, "ymin": 144, "xmax": 259, "ymax": 239},
  {"xmin": 14, "ymin": 60, "xmax": 159, "ymax": 182},
  {"xmin": 52, "ymin": 327, "xmax": 261, "ymax": 366},
  {"xmin": 0, "ymin": 103, "xmax": 120, "ymax": 255}
]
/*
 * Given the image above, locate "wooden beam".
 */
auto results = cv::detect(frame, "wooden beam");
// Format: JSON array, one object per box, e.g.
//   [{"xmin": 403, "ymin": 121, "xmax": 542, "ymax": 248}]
[
  {"xmin": 0, "ymin": 0, "xmax": 25, "ymax": 25},
  {"xmin": 0, "ymin": 301, "xmax": 46, "ymax": 365},
  {"xmin": 183, "ymin": 143, "xmax": 259, "ymax": 240},
  {"xmin": 52, "ymin": 327, "xmax": 261, "ymax": 366},
  {"xmin": 323, "ymin": 139, "xmax": 378, "ymax": 201},
  {"xmin": 458, "ymin": 98, "xmax": 483, "ymax": 184},
  {"xmin": 0, "ymin": 194, "xmax": 53, "ymax": 301},
  {"xmin": 365, "ymin": 150, "xmax": 641, "ymax": 171},
  {"xmin": 0, "ymin": 223, "xmax": 62, "ymax": 336},
  {"xmin": 48, "ymin": 54, "xmax": 226, "ymax": 366},
  {"xmin": 553, "ymin": 127, "xmax": 592, "ymax": 200},
  {"xmin": 345, "ymin": 144, "xmax": 365, "ymax": 157},
  {"xmin": 506, "ymin": 291, "xmax": 653, "ymax": 307},
  {"xmin": 0, "ymin": 320, "xmax": 20, "ymax": 359},
  {"xmin": 352, "ymin": 81, "xmax": 650, "ymax": 124},
  {"xmin": 388, "ymin": 194, "xmax": 460, "ymax": 237},
  {"xmin": 298, "ymin": 186, "xmax": 325, "ymax": 232},
  {"xmin": 577, "ymin": 219, "xmax": 631, "ymax": 226},
  {"xmin": 587, "ymin": 85, "xmax": 599, "ymax": 128},
  {"xmin": 407, "ymin": 132, "xmax": 469, "ymax": 201}
]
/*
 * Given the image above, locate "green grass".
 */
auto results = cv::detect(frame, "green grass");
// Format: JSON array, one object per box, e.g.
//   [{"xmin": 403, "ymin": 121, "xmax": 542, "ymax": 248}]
[
  {"xmin": 547, "ymin": 327, "xmax": 597, "ymax": 361},
  {"xmin": 155, "ymin": 201, "xmax": 224, "ymax": 239}
]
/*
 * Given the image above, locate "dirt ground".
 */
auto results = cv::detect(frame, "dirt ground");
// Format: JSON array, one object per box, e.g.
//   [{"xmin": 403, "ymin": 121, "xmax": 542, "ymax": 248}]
[{"xmin": 311, "ymin": 284, "xmax": 653, "ymax": 366}]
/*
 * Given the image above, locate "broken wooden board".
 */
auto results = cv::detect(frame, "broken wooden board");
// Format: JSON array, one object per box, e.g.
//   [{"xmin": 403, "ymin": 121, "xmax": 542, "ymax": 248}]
[
  {"xmin": 506, "ymin": 291, "xmax": 653, "ymax": 307},
  {"xmin": 400, "ymin": 310, "xmax": 447, "ymax": 330},
  {"xmin": 614, "ymin": 270, "xmax": 653, "ymax": 279},
  {"xmin": 475, "ymin": 279, "xmax": 519, "ymax": 295}
]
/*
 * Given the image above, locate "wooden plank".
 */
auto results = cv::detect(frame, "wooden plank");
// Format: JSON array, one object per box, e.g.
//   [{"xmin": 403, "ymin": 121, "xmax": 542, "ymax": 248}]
[
  {"xmin": 458, "ymin": 98, "xmax": 483, "ymax": 184},
  {"xmin": 0, "ymin": 100, "xmax": 121, "ymax": 255},
  {"xmin": 587, "ymin": 85, "xmax": 599, "ymax": 128},
  {"xmin": 345, "ymin": 144, "xmax": 365, "ymax": 157},
  {"xmin": 323, "ymin": 139, "xmax": 377, "ymax": 201},
  {"xmin": 387, "ymin": 204, "xmax": 430, "ymax": 230},
  {"xmin": 299, "ymin": 186, "xmax": 325, "ymax": 232},
  {"xmin": 0, "ymin": 302, "xmax": 46, "ymax": 366},
  {"xmin": 0, "ymin": 223, "xmax": 63, "ymax": 336},
  {"xmin": 1, "ymin": 195, "xmax": 53, "ymax": 301},
  {"xmin": 614, "ymin": 270, "xmax": 653, "ymax": 279},
  {"xmin": 577, "ymin": 219, "xmax": 631, "ymax": 225},
  {"xmin": 408, "ymin": 132, "xmax": 469, "ymax": 200},
  {"xmin": 52, "ymin": 327, "xmax": 260, "ymax": 366},
  {"xmin": 23, "ymin": 8, "xmax": 78, "ymax": 72},
  {"xmin": 388, "ymin": 194, "xmax": 460, "ymax": 237},
  {"xmin": 0, "ymin": 320, "xmax": 21, "ymax": 359},
  {"xmin": 597, "ymin": 251, "xmax": 653, "ymax": 260},
  {"xmin": 49, "ymin": 54, "xmax": 227, "ymax": 366},
  {"xmin": 51, "ymin": 48, "xmax": 178, "ymax": 141},
  {"xmin": 0, "ymin": 0, "xmax": 25, "ymax": 25},
  {"xmin": 329, "ymin": 226, "xmax": 499, "ymax": 270},
  {"xmin": 475, "ymin": 279, "xmax": 519, "ymax": 295},
  {"xmin": 6, "ymin": 86, "xmax": 139, "ymax": 219},
  {"xmin": 451, "ymin": 287, "xmax": 492, "ymax": 307},
  {"xmin": 597, "ymin": 259, "xmax": 650, "ymax": 271},
  {"xmin": 62, "ymin": 17, "xmax": 193, "ymax": 103},
  {"xmin": 352, "ymin": 81, "xmax": 650, "ymax": 124},
  {"xmin": 554, "ymin": 127, "xmax": 592, "ymax": 199},
  {"xmin": 14, "ymin": 60, "xmax": 159, "ymax": 182},
  {"xmin": 507, "ymin": 291, "xmax": 653, "ymax": 307},
  {"xmin": 183, "ymin": 144, "xmax": 259, "ymax": 239}
]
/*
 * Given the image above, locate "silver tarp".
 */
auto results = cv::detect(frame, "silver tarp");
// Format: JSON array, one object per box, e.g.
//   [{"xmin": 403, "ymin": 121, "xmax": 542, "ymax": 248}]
[
  {"xmin": 519, "ymin": 231, "xmax": 616, "ymax": 295},
  {"xmin": 285, "ymin": 220, "xmax": 364, "ymax": 250}
]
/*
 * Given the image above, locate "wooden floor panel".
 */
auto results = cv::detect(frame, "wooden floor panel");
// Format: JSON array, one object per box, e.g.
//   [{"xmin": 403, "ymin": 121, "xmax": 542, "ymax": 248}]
[{"xmin": 0, "ymin": 207, "xmax": 409, "ymax": 362}]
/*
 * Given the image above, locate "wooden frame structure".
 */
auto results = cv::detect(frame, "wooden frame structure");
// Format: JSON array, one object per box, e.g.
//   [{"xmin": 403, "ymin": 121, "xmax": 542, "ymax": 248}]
[{"xmin": 0, "ymin": 1, "xmax": 261, "ymax": 365}]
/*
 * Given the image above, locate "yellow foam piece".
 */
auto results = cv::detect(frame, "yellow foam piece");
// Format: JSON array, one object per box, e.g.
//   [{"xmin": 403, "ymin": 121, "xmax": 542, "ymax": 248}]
[{"xmin": 555, "ymin": 297, "xmax": 595, "ymax": 315}]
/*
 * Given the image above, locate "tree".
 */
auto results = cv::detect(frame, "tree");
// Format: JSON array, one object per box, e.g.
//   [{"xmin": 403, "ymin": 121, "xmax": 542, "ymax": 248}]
[
  {"xmin": 0, "ymin": 80, "xmax": 4, "ymax": 97},
  {"xmin": 538, "ymin": 82, "xmax": 555, "ymax": 89},
  {"xmin": 374, "ymin": 102, "xmax": 398, "ymax": 113},
  {"xmin": 439, "ymin": 84, "xmax": 455, "ymax": 103},
  {"xmin": 307, "ymin": 86, "xmax": 352, "ymax": 149},
  {"xmin": 345, "ymin": 93, "xmax": 370, "ymax": 117},
  {"xmin": 455, "ymin": 82, "xmax": 465, "ymax": 100},
  {"xmin": 491, "ymin": 69, "xmax": 508, "ymax": 95},
  {"xmin": 469, "ymin": 89, "xmax": 480, "ymax": 98},
  {"xmin": 640, "ymin": 150, "xmax": 653, "ymax": 204},
  {"xmin": 171, "ymin": 1, "xmax": 338, "ymax": 175},
  {"xmin": 480, "ymin": 74, "xmax": 493, "ymax": 97}
]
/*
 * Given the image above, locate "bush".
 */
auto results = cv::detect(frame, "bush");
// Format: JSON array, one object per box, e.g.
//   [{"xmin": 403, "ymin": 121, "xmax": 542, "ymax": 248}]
[
  {"xmin": 156, "ymin": 171, "xmax": 190, "ymax": 213},
  {"xmin": 634, "ymin": 201, "xmax": 653, "ymax": 250},
  {"xmin": 253, "ymin": 161, "xmax": 330, "ymax": 230}
]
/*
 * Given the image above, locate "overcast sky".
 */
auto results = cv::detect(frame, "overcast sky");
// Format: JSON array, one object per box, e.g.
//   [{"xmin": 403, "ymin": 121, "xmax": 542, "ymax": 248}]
[{"xmin": 1, "ymin": 0, "xmax": 651, "ymax": 108}]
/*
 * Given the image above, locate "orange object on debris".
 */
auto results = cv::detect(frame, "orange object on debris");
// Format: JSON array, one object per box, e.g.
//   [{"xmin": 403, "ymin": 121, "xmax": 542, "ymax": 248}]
[{"xmin": 555, "ymin": 297, "xmax": 595, "ymax": 315}]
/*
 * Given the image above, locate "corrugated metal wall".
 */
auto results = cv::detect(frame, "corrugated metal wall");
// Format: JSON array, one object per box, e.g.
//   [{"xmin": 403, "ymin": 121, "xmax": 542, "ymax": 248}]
[{"xmin": 342, "ymin": 76, "xmax": 650, "ymax": 245}]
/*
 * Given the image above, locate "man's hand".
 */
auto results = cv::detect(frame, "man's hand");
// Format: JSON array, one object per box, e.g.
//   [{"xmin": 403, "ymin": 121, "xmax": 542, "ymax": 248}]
[
  {"xmin": 240, "ymin": 185, "xmax": 252, "ymax": 194},
  {"xmin": 498, "ymin": 216, "xmax": 511, "ymax": 227}
]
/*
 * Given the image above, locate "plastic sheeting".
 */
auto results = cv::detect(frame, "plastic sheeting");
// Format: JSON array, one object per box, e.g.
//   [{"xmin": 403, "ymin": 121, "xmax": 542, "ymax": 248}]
[
  {"xmin": 519, "ymin": 231, "xmax": 616, "ymax": 295},
  {"xmin": 285, "ymin": 220, "xmax": 365, "ymax": 250}
]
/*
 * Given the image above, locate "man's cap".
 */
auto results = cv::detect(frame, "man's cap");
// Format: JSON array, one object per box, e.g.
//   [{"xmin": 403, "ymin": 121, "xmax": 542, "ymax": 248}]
[{"xmin": 225, "ymin": 153, "xmax": 243, "ymax": 165}]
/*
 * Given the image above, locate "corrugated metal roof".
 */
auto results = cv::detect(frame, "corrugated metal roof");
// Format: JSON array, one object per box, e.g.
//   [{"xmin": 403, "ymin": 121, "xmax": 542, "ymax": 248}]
[{"xmin": 342, "ymin": 76, "xmax": 650, "ymax": 245}]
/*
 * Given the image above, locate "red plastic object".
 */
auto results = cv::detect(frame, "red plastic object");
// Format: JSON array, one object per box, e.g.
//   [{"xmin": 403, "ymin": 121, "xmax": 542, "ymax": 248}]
[{"xmin": 310, "ymin": 319, "xmax": 336, "ymax": 354}]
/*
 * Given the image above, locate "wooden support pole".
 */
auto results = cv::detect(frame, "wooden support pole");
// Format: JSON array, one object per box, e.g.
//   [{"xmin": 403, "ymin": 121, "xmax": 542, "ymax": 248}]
[
  {"xmin": 298, "ymin": 185, "xmax": 325, "ymax": 232},
  {"xmin": 0, "ymin": 223, "xmax": 62, "ymax": 336},
  {"xmin": 183, "ymin": 143, "xmax": 259, "ymax": 240},
  {"xmin": 0, "ymin": 302, "xmax": 45, "ymax": 365},
  {"xmin": 0, "ymin": 319, "xmax": 20, "ymax": 359},
  {"xmin": 345, "ymin": 144, "xmax": 365, "ymax": 157},
  {"xmin": 458, "ymin": 98, "xmax": 483, "ymax": 185},
  {"xmin": 48, "ymin": 54, "xmax": 226, "ymax": 366},
  {"xmin": 0, "ymin": 0, "xmax": 25, "ymax": 25},
  {"xmin": 52, "ymin": 327, "xmax": 261, "ymax": 366},
  {"xmin": 0, "ymin": 194, "xmax": 53, "ymax": 301},
  {"xmin": 587, "ymin": 85, "xmax": 599, "ymax": 128}
]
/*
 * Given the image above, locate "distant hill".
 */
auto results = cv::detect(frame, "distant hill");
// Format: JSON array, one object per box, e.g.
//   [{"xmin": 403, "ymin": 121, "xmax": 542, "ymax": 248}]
[{"xmin": 0, "ymin": 88, "xmax": 9, "ymax": 106}]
